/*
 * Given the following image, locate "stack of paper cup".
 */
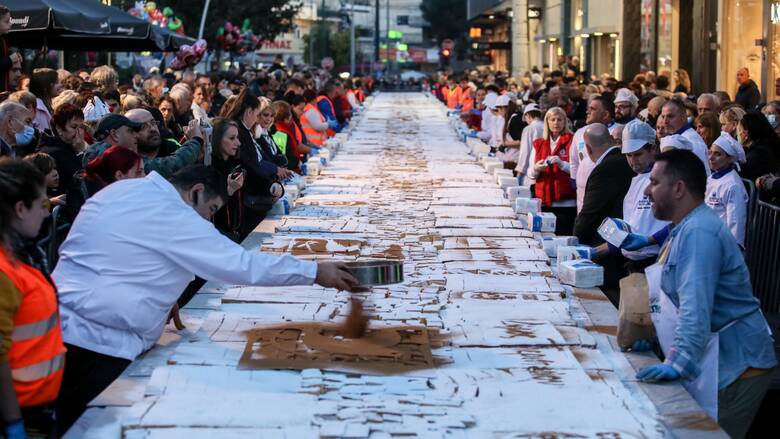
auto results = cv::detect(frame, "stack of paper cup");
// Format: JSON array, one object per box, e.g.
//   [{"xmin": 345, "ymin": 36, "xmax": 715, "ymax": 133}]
[
  {"xmin": 527, "ymin": 212, "xmax": 556, "ymax": 232},
  {"xmin": 558, "ymin": 259, "xmax": 604, "ymax": 288},
  {"xmin": 506, "ymin": 186, "xmax": 532, "ymax": 201}
]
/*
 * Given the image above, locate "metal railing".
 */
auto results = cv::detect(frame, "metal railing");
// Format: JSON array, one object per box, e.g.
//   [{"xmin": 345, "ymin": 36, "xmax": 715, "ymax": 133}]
[
  {"xmin": 36, "ymin": 206, "xmax": 71, "ymax": 269},
  {"xmin": 744, "ymin": 179, "xmax": 780, "ymax": 314}
]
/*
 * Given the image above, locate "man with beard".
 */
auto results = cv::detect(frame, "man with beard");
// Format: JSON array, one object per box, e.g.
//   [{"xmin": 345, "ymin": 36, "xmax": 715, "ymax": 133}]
[
  {"xmin": 614, "ymin": 88, "xmax": 638, "ymax": 124},
  {"xmin": 124, "ymin": 109, "xmax": 201, "ymax": 178},
  {"xmin": 625, "ymin": 149, "xmax": 776, "ymax": 439}
]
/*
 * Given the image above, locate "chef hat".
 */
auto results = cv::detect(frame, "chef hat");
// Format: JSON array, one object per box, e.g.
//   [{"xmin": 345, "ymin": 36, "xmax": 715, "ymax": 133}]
[
  {"xmin": 712, "ymin": 132, "xmax": 746, "ymax": 163},
  {"xmin": 622, "ymin": 119, "xmax": 656, "ymax": 153},
  {"xmin": 659, "ymin": 134, "xmax": 693, "ymax": 152},
  {"xmin": 614, "ymin": 88, "xmax": 639, "ymax": 106}
]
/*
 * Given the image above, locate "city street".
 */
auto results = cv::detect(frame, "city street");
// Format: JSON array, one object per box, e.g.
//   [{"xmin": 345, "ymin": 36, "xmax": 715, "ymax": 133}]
[{"xmin": 65, "ymin": 93, "xmax": 719, "ymax": 438}]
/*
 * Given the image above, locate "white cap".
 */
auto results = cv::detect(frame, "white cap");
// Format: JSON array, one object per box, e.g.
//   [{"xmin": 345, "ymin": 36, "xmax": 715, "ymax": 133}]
[
  {"xmin": 614, "ymin": 88, "xmax": 638, "ymax": 106},
  {"xmin": 660, "ymin": 134, "xmax": 693, "ymax": 151},
  {"xmin": 621, "ymin": 119, "xmax": 656, "ymax": 153},
  {"xmin": 495, "ymin": 94, "xmax": 511, "ymax": 107},
  {"xmin": 523, "ymin": 103, "xmax": 540, "ymax": 114},
  {"xmin": 712, "ymin": 132, "xmax": 746, "ymax": 163},
  {"xmin": 484, "ymin": 93, "xmax": 498, "ymax": 110}
]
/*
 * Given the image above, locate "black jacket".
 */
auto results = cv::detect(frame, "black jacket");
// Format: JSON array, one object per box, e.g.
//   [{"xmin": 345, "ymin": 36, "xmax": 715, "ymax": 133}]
[
  {"xmin": 210, "ymin": 154, "xmax": 243, "ymax": 241},
  {"xmin": 574, "ymin": 147, "xmax": 634, "ymax": 245},
  {"xmin": 38, "ymin": 130, "xmax": 83, "ymax": 194},
  {"xmin": 741, "ymin": 141, "xmax": 780, "ymax": 183},
  {"xmin": 735, "ymin": 80, "xmax": 761, "ymax": 111},
  {"xmin": 235, "ymin": 122, "xmax": 281, "ymax": 202}
]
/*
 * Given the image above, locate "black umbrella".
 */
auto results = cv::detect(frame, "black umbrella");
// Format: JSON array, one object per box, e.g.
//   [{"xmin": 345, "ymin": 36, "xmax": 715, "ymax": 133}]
[{"xmin": 5, "ymin": 0, "xmax": 194, "ymax": 51}]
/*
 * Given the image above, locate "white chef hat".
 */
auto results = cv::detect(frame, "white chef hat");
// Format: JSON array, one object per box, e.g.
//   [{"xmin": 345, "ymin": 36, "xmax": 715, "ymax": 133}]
[
  {"xmin": 659, "ymin": 134, "xmax": 693, "ymax": 152},
  {"xmin": 614, "ymin": 88, "xmax": 638, "ymax": 106},
  {"xmin": 712, "ymin": 132, "xmax": 746, "ymax": 163}
]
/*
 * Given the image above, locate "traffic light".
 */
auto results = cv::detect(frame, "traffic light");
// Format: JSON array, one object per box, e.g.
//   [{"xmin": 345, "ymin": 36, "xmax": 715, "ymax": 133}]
[{"xmin": 440, "ymin": 49, "xmax": 451, "ymax": 66}]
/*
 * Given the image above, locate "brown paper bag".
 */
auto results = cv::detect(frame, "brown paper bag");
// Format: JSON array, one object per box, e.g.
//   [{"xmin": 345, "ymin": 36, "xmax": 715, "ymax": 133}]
[{"xmin": 617, "ymin": 273, "xmax": 656, "ymax": 349}]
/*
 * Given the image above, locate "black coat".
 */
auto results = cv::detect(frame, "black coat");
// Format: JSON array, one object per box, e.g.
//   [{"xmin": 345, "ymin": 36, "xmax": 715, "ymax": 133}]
[
  {"xmin": 741, "ymin": 141, "xmax": 780, "ymax": 183},
  {"xmin": 38, "ymin": 130, "xmax": 83, "ymax": 194},
  {"xmin": 574, "ymin": 147, "xmax": 634, "ymax": 245},
  {"xmin": 210, "ymin": 154, "xmax": 243, "ymax": 241},
  {"xmin": 235, "ymin": 123, "xmax": 284, "ymax": 201},
  {"xmin": 735, "ymin": 80, "xmax": 761, "ymax": 111}
]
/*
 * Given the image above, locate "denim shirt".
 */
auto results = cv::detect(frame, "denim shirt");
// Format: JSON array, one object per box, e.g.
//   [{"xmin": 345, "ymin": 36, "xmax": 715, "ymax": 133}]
[{"xmin": 660, "ymin": 203, "xmax": 777, "ymax": 389}]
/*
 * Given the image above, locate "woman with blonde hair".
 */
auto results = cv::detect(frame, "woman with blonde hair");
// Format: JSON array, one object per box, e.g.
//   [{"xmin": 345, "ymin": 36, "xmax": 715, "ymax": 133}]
[
  {"xmin": 673, "ymin": 68, "xmax": 691, "ymax": 94},
  {"xmin": 720, "ymin": 105, "xmax": 746, "ymax": 139},
  {"xmin": 52, "ymin": 89, "xmax": 79, "ymax": 111},
  {"xmin": 531, "ymin": 106, "xmax": 576, "ymax": 234}
]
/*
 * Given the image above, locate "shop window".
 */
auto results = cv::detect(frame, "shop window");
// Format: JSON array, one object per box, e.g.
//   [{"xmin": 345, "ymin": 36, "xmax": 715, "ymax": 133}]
[{"xmin": 721, "ymin": 0, "xmax": 763, "ymax": 100}]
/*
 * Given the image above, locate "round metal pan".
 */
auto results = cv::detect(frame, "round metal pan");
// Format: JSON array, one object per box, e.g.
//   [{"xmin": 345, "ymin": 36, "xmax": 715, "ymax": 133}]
[{"xmin": 345, "ymin": 260, "xmax": 404, "ymax": 286}]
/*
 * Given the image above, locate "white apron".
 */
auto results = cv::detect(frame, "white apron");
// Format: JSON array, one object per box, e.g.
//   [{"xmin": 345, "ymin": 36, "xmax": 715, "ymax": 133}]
[{"xmin": 645, "ymin": 240, "xmax": 720, "ymax": 420}]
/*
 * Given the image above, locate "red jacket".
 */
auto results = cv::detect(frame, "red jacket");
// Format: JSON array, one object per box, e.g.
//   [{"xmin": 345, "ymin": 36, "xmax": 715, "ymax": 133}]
[{"xmin": 533, "ymin": 133, "xmax": 576, "ymax": 207}]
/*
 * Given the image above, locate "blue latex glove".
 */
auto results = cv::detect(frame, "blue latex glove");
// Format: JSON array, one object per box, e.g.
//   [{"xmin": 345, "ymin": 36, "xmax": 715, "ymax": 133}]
[
  {"xmin": 621, "ymin": 233, "xmax": 652, "ymax": 251},
  {"xmin": 576, "ymin": 246, "xmax": 597, "ymax": 260},
  {"xmin": 467, "ymin": 130, "xmax": 479, "ymax": 138},
  {"xmin": 327, "ymin": 119, "xmax": 339, "ymax": 130},
  {"xmin": 622, "ymin": 339, "xmax": 653, "ymax": 352},
  {"xmin": 636, "ymin": 364, "xmax": 680, "ymax": 382},
  {"xmin": 5, "ymin": 419, "xmax": 27, "ymax": 439}
]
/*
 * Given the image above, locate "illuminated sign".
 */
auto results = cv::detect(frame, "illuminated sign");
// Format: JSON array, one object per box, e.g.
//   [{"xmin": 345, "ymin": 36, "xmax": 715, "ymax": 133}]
[{"xmin": 772, "ymin": 3, "xmax": 780, "ymax": 24}]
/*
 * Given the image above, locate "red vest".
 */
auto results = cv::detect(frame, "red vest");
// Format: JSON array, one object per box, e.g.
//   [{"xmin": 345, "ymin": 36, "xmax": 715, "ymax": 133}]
[{"xmin": 533, "ymin": 133, "xmax": 576, "ymax": 207}]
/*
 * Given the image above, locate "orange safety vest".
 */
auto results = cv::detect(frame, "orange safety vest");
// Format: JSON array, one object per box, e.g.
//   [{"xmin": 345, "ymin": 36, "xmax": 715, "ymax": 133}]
[
  {"xmin": 355, "ymin": 89, "xmax": 365, "ymax": 103},
  {"xmin": 316, "ymin": 95, "xmax": 337, "ymax": 137},
  {"xmin": 460, "ymin": 88, "xmax": 474, "ymax": 113},
  {"xmin": 0, "ymin": 246, "xmax": 66, "ymax": 408},
  {"xmin": 301, "ymin": 103, "xmax": 327, "ymax": 146},
  {"xmin": 447, "ymin": 85, "xmax": 462, "ymax": 109}
]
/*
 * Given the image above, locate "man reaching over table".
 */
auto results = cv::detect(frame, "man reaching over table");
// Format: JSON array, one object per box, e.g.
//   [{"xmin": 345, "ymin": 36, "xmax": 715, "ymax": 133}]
[{"xmin": 52, "ymin": 165, "xmax": 359, "ymax": 433}]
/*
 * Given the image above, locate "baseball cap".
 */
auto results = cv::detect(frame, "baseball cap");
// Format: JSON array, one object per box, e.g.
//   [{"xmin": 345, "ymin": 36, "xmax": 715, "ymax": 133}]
[
  {"xmin": 621, "ymin": 119, "xmax": 656, "ymax": 153},
  {"xmin": 523, "ymin": 103, "xmax": 540, "ymax": 114},
  {"xmin": 659, "ymin": 134, "xmax": 693, "ymax": 152},
  {"xmin": 495, "ymin": 94, "xmax": 511, "ymax": 107},
  {"xmin": 614, "ymin": 88, "xmax": 638, "ymax": 105},
  {"xmin": 95, "ymin": 113, "xmax": 144, "ymax": 140}
]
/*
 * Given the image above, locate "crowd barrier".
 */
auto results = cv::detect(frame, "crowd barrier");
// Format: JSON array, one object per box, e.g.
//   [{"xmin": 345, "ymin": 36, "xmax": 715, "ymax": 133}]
[{"xmin": 744, "ymin": 178, "xmax": 780, "ymax": 314}]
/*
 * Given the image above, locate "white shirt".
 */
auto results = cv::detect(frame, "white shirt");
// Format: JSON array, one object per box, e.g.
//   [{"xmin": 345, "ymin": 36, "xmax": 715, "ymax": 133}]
[
  {"xmin": 53, "ymin": 172, "xmax": 318, "ymax": 360},
  {"xmin": 490, "ymin": 113, "xmax": 505, "ymax": 148},
  {"xmin": 515, "ymin": 119, "xmax": 544, "ymax": 185},
  {"xmin": 622, "ymin": 171, "xmax": 671, "ymax": 260},
  {"xmin": 191, "ymin": 102, "xmax": 210, "ymax": 123},
  {"xmin": 681, "ymin": 127, "xmax": 712, "ymax": 175},
  {"xmin": 477, "ymin": 92, "xmax": 497, "ymax": 141},
  {"xmin": 706, "ymin": 168, "xmax": 748, "ymax": 246}
]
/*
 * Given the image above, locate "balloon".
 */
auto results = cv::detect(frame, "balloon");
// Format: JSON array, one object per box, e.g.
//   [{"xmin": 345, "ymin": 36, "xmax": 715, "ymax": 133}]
[{"xmin": 162, "ymin": 7, "xmax": 174, "ymax": 18}]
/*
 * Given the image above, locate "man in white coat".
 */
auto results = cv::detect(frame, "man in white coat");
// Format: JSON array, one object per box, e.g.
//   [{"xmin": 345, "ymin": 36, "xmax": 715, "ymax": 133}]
[
  {"xmin": 657, "ymin": 98, "xmax": 710, "ymax": 175},
  {"xmin": 515, "ymin": 103, "xmax": 544, "ymax": 187},
  {"xmin": 53, "ymin": 166, "xmax": 359, "ymax": 431}
]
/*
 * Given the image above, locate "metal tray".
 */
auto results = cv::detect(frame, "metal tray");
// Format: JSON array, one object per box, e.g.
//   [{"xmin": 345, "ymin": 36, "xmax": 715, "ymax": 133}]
[{"xmin": 345, "ymin": 260, "xmax": 404, "ymax": 286}]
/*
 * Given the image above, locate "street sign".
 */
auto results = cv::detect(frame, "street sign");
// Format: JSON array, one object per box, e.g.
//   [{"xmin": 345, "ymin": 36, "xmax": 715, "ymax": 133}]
[{"xmin": 441, "ymin": 38, "xmax": 455, "ymax": 50}]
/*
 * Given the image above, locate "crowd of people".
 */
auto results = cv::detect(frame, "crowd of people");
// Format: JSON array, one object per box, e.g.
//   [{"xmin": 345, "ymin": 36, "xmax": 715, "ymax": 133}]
[
  {"xmin": 428, "ymin": 62, "xmax": 778, "ymax": 438},
  {"xmin": 0, "ymin": 2, "xmax": 373, "ymax": 434}
]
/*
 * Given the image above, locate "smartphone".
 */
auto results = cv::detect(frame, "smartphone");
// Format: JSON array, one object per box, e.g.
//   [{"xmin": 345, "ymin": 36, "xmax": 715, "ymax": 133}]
[{"xmin": 229, "ymin": 165, "xmax": 244, "ymax": 179}]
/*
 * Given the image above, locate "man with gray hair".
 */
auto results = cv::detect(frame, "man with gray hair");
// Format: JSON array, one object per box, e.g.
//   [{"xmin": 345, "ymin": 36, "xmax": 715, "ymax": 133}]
[
  {"xmin": 574, "ymin": 123, "xmax": 635, "ymax": 301},
  {"xmin": 0, "ymin": 101, "xmax": 33, "ymax": 157},
  {"xmin": 125, "ymin": 108, "xmax": 201, "ymax": 177},
  {"xmin": 169, "ymin": 83, "xmax": 194, "ymax": 127},
  {"xmin": 696, "ymin": 93, "xmax": 721, "ymax": 115}
]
